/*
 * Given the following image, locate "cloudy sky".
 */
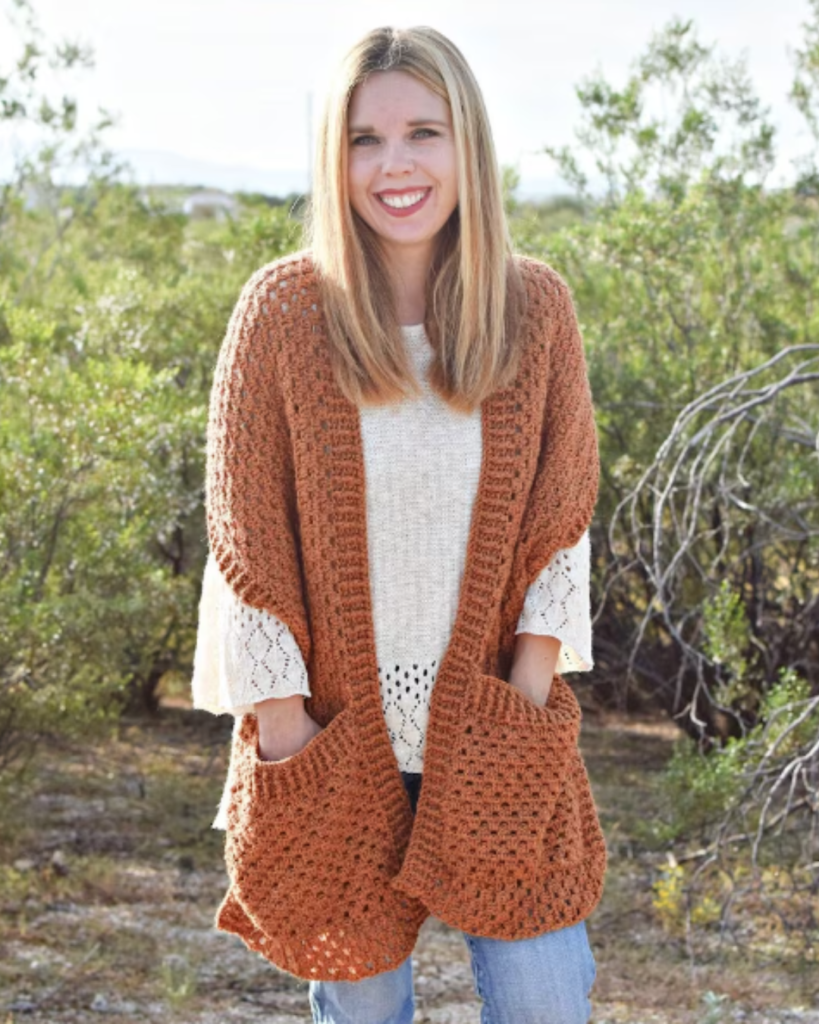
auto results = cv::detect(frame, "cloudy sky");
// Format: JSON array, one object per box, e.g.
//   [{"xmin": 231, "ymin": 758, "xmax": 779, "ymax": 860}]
[{"xmin": 2, "ymin": 0, "xmax": 815, "ymax": 195}]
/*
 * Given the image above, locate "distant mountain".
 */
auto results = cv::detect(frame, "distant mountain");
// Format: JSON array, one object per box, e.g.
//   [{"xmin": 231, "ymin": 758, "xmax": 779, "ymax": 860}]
[
  {"xmin": 516, "ymin": 176, "xmax": 574, "ymax": 200},
  {"xmin": 116, "ymin": 148, "xmax": 309, "ymax": 197}
]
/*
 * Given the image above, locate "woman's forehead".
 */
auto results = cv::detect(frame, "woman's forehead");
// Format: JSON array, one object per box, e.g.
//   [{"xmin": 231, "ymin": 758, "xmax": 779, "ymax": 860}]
[{"xmin": 348, "ymin": 70, "xmax": 450, "ymax": 125}]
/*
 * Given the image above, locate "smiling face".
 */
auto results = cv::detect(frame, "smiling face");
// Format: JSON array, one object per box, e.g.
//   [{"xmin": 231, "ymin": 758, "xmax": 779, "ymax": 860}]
[{"xmin": 346, "ymin": 69, "xmax": 459, "ymax": 269}]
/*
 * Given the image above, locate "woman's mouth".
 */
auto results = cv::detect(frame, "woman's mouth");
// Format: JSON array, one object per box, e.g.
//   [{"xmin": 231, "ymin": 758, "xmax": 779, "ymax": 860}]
[{"xmin": 376, "ymin": 188, "xmax": 431, "ymax": 217}]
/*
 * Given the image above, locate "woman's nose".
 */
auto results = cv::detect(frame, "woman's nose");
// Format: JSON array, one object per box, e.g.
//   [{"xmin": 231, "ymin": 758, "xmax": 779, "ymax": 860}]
[{"xmin": 380, "ymin": 140, "xmax": 415, "ymax": 175}]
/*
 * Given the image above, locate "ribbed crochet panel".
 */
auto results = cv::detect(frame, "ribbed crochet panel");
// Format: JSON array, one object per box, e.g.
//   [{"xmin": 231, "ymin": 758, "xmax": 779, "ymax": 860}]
[{"xmin": 205, "ymin": 250, "xmax": 606, "ymax": 981}]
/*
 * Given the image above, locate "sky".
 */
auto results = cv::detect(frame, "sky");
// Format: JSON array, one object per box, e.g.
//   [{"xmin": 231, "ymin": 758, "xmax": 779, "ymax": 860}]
[{"xmin": 2, "ymin": 0, "xmax": 816, "ymax": 197}]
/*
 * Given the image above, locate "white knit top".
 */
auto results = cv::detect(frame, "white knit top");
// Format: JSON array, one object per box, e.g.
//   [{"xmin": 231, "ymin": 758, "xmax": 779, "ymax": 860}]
[{"xmin": 192, "ymin": 324, "xmax": 593, "ymax": 782}]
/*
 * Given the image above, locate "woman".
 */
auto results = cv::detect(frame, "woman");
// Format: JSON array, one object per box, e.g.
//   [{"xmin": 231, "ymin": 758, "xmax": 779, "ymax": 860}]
[{"xmin": 192, "ymin": 24, "xmax": 606, "ymax": 1024}]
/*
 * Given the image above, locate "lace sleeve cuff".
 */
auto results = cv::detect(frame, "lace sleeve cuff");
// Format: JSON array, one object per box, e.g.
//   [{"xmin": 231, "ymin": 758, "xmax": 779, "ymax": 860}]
[
  {"xmin": 515, "ymin": 529, "xmax": 593, "ymax": 673},
  {"xmin": 191, "ymin": 553, "xmax": 311, "ymax": 716}
]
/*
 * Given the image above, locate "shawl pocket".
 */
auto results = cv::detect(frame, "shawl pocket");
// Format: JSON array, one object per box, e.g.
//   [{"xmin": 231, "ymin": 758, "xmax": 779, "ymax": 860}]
[
  {"xmin": 438, "ymin": 671, "xmax": 586, "ymax": 887},
  {"xmin": 215, "ymin": 707, "xmax": 423, "ymax": 981}
]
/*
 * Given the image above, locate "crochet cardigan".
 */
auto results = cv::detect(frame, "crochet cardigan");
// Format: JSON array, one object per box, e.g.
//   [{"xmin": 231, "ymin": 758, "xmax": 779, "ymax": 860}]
[{"xmin": 205, "ymin": 249, "xmax": 607, "ymax": 982}]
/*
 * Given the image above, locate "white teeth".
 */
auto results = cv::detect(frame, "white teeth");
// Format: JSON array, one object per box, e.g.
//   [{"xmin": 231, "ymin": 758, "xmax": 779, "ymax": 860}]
[{"xmin": 379, "ymin": 190, "xmax": 427, "ymax": 209}]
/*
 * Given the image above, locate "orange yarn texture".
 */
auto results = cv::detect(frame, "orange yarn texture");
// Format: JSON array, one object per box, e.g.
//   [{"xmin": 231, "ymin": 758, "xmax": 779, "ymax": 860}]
[{"xmin": 205, "ymin": 251, "xmax": 607, "ymax": 982}]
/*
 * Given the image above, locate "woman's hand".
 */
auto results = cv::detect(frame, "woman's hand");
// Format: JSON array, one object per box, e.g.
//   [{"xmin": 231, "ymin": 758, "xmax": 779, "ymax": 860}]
[
  {"xmin": 255, "ymin": 694, "xmax": 324, "ymax": 762},
  {"xmin": 508, "ymin": 633, "xmax": 561, "ymax": 708}
]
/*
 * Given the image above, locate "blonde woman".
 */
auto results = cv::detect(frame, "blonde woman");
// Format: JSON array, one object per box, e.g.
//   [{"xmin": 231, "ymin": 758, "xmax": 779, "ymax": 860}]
[{"xmin": 193, "ymin": 25, "xmax": 606, "ymax": 1024}]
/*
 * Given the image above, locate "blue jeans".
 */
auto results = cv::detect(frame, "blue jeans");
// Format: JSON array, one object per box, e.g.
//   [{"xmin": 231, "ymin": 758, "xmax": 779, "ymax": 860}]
[{"xmin": 308, "ymin": 773, "xmax": 598, "ymax": 1024}]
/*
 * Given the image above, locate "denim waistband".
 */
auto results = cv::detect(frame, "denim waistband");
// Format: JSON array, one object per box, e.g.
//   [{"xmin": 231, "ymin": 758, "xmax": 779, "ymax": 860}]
[{"xmin": 400, "ymin": 771, "xmax": 423, "ymax": 815}]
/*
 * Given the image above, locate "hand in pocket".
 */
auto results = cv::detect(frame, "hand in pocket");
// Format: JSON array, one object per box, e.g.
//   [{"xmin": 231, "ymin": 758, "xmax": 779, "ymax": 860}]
[{"xmin": 255, "ymin": 697, "xmax": 324, "ymax": 763}]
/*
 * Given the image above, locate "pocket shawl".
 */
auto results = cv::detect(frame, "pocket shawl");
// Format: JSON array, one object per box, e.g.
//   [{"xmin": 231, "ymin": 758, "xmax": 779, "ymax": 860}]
[{"xmin": 204, "ymin": 250, "xmax": 607, "ymax": 982}]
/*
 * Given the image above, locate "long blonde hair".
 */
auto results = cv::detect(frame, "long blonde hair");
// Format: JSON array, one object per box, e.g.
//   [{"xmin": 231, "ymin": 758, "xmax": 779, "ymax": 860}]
[{"xmin": 306, "ymin": 26, "xmax": 527, "ymax": 414}]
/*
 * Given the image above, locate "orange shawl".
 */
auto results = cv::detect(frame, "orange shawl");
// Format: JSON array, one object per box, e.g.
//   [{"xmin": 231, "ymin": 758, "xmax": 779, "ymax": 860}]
[{"xmin": 205, "ymin": 250, "xmax": 606, "ymax": 981}]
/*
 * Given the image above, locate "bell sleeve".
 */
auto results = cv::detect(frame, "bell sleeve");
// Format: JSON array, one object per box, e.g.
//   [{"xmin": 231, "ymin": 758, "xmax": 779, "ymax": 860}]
[
  {"xmin": 515, "ymin": 529, "xmax": 593, "ymax": 673},
  {"xmin": 191, "ymin": 552, "xmax": 311, "ymax": 718}
]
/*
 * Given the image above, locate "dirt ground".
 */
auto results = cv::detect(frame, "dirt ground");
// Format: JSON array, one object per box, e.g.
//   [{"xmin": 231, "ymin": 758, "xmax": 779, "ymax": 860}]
[{"xmin": 1, "ymin": 703, "xmax": 817, "ymax": 1024}]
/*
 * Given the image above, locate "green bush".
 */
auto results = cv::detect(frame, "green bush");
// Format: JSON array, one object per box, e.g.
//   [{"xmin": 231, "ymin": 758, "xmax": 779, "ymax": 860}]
[{"xmin": 658, "ymin": 668, "xmax": 818, "ymax": 841}]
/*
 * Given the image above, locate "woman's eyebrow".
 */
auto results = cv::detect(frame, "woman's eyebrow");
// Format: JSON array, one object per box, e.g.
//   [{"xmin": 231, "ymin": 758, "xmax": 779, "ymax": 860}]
[{"xmin": 348, "ymin": 118, "xmax": 449, "ymax": 133}]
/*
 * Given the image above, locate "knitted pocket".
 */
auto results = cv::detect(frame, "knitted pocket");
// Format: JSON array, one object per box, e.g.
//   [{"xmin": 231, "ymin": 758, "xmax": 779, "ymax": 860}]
[
  {"xmin": 217, "ymin": 707, "xmax": 422, "ymax": 980},
  {"xmin": 438, "ymin": 671, "xmax": 585, "ymax": 887}
]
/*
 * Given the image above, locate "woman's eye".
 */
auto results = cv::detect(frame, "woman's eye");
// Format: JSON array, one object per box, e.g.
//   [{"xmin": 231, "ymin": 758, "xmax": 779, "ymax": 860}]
[
  {"xmin": 413, "ymin": 128, "xmax": 438, "ymax": 139},
  {"xmin": 352, "ymin": 135, "xmax": 378, "ymax": 146}
]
